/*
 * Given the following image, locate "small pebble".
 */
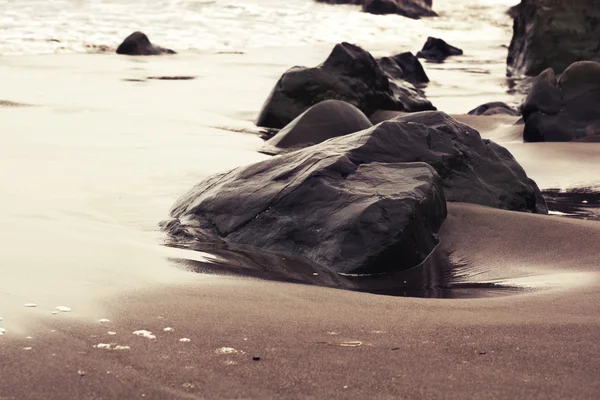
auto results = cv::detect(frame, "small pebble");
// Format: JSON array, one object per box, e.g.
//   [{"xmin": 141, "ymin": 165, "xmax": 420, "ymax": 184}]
[
  {"xmin": 0, "ymin": 328, "xmax": 6, "ymax": 336},
  {"xmin": 343, "ymin": 386, "xmax": 349, "ymax": 389},
  {"xmin": 132, "ymin": 330, "xmax": 156, "ymax": 340},
  {"xmin": 24, "ymin": 303, "xmax": 37, "ymax": 308},
  {"xmin": 51, "ymin": 311, "xmax": 58, "ymax": 315},
  {"xmin": 26, "ymin": 336, "xmax": 33, "ymax": 340},
  {"xmin": 478, "ymin": 351, "xmax": 487, "ymax": 355},
  {"xmin": 179, "ymin": 338, "xmax": 191, "ymax": 343},
  {"xmin": 78, "ymin": 370, "xmax": 86, "ymax": 377},
  {"xmin": 55, "ymin": 306, "xmax": 72, "ymax": 313},
  {"xmin": 98, "ymin": 319, "xmax": 110, "ymax": 324},
  {"xmin": 216, "ymin": 347, "xmax": 237, "ymax": 354},
  {"xmin": 23, "ymin": 347, "xmax": 33, "ymax": 351},
  {"xmin": 252, "ymin": 356, "xmax": 261, "ymax": 361},
  {"xmin": 107, "ymin": 331, "xmax": 117, "ymax": 336},
  {"xmin": 0, "ymin": 317, "xmax": 3, "ymax": 321},
  {"xmin": 163, "ymin": 327, "xmax": 174, "ymax": 332}
]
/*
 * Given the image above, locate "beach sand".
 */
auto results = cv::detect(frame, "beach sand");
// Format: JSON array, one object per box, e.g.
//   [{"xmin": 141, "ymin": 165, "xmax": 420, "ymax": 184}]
[{"xmin": 1, "ymin": 52, "xmax": 600, "ymax": 399}]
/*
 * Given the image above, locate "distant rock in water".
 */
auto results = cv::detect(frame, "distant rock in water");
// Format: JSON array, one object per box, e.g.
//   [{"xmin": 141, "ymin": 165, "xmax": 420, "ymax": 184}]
[
  {"xmin": 116, "ymin": 32, "xmax": 176, "ymax": 56},
  {"xmin": 522, "ymin": 61, "xmax": 600, "ymax": 142},
  {"xmin": 256, "ymin": 42, "xmax": 435, "ymax": 129},
  {"xmin": 164, "ymin": 112, "xmax": 546, "ymax": 276},
  {"xmin": 417, "ymin": 37, "xmax": 463, "ymax": 62},
  {"xmin": 378, "ymin": 52, "xmax": 429, "ymax": 85},
  {"xmin": 363, "ymin": 0, "xmax": 437, "ymax": 19},
  {"xmin": 507, "ymin": 0, "xmax": 600, "ymax": 76},
  {"xmin": 261, "ymin": 100, "xmax": 373, "ymax": 155},
  {"xmin": 468, "ymin": 102, "xmax": 519, "ymax": 117}
]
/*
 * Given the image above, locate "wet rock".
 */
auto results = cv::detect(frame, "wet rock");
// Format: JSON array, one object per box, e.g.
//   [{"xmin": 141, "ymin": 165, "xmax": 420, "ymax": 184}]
[
  {"xmin": 256, "ymin": 42, "xmax": 435, "ymax": 129},
  {"xmin": 116, "ymin": 32, "xmax": 176, "ymax": 56},
  {"xmin": 261, "ymin": 100, "xmax": 373, "ymax": 155},
  {"xmin": 417, "ymin": 37, "xmax": 463, "ymax": 62},
  {"xmin": 378, "ymin": 52, "xmax": 429, "ymax": 85},
  {"xmin": 507, "ymin": 0, "xmax": 600, "ymax": 76},
  {"xmin": 522, "ymin": 61, "xmax": 600, "ymax": 142},
  {"xmin": 468, "ymin": 102, "xmax": 519, "ymax": 117},
  {"xmin": 164, "ymin": 112, "xmax": 546, "ymax": 275},
  {"xmin": 363, "ymin": 0, "xmax": 437, "ymax": 19}
]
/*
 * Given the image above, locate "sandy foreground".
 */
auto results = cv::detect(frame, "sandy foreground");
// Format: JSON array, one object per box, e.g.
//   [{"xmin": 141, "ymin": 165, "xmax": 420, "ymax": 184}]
[{"xmin": 1, "ymin": 52, "xmax": 600, "ymax": 399}]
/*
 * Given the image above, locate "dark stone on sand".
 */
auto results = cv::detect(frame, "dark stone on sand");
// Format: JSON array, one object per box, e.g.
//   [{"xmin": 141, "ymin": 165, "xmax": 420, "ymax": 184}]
[
  {"xmin": 378, "ymin": 52, "xmax": 429, "ymax": 85},
  {"xmin": 261, "ymin": 100, "xmax": 373, "ymax": 155},
  {"xmin": 507, "ymin": 0, "xmax": 600, "ymax": 76},
  {"xmin": 256, "ymin": 42, "xmax": 435, "ymax": 129},
  {"xmin": 363, "ymin": 0, "xmax": 437, "ymax": 19},
  {"xmin": 252, "ymin": 356, "xmax": 261, "ymax": 361},
  {"xmin": 116, "ymin": 32, "xmax": 175, "ymax": 56},
  {"xmin": 417, "ymin": 37, "xmax": 463, "ymax": 62},
  {"xmin": 468, "ymin": 102, "xmax": 519, "ymax": 117},
  {"xmin": 522, "ymin": 61, "xmax": 600, "ymax": 142},
  {"xmin": 166, "ymin": 157, "xmax": 446, "ymax": 276},
  {"xmin": 164, "ymin": 111, "xmax": 546, "ymax": 276}
]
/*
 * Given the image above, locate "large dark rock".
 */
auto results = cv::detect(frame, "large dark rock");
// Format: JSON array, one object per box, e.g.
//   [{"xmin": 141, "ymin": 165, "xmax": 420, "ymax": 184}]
[
  {"xmin": 468, "ymin": 102, "xmax": 519, "ymax": 117},
  {"xmin": 256, "ymin": 42, "xmax": 435, "ymax": 129},
  {"xmin": 378, "ymin": 52, "xmax": 429, "ymax": 85},
  {"xmin": 507, "ymin": 0, "xmax": 600, "ymax": 76},
  {"xmin": 417, "ymin": 37, "xmax": 463, "ymax": 62},
  {"xmin": 522, "ymin": 61, "xmax": 600, "ymax": 142},
  {"xmin": 166, "ymin": 157, "xmax": 446, "ymax": 276},
  {"xmin": 261, "ymin": 100, "xmax": 373, "ymax": 155},
  {"xmin": 116, "ymin": 32, "xmax": 175, "ymax": 56},
  {"xmin": 363, "ymin": 0, "xmax": 437, "ymax": 19},
  {"xmin": 165, "ymin": 112, "xmax": 546, "ymax": 276}
]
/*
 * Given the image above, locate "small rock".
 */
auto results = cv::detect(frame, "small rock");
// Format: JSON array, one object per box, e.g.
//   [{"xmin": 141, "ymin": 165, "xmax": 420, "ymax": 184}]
[
  {"xmin": 179, "ymin": 338, "xmax": 191, "ymax": 343},
  {"xmin": 98, "ymin": 319, "xmax": 110, "ymax": 324},
  {"xmin": 55, "ymin": 306, "xmax": 72, "ymax": 313},
  {"xmin": 78, "ymin": 370, "xmax": 86, "ymax": 377},
  {"xmin": 252, "ymin": 356, "xmax": 261, "ymax": 361},
  {"xmin": 132, "ymin": 330, "xmax": 156, "ymax": 340},
  {"xmin": 163, "ymin": 327, "xmax": 174, "ymax": 332},
  {"xmin": 24, "ymin": 303, "xmax": 37, "ymax": 308},
  {"xmin": 0, "ymin": 328, "xmax": 6, "ymax": 336}
]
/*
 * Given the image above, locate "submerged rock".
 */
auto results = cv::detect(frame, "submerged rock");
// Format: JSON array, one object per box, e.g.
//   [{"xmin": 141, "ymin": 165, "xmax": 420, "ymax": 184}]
[
  {"xmin": 165, "ymin": 112, "xmax": 546, "ymax": 275},
  {"xmin": 522, "ymin": 61, "xmax": 600, "ymax": 142},
  {"xmin": 378, "ymin": 52, "xmax": 429, "ymax": 85},
  {"xmin": 116, "ymin": 32, "xmax": 175, "ymax": 56},
  {"xmin": 363, "ymin": 0, "xmax": 437, "ymax": 19},
  {"xmin": 507, "ymin": 0, "xmax": 600, "ymax": 76},
  {"xmin": 468, "ymin": 102, "xmax": 519, "ymax": 117},
  {"xmin": 417, "ymin": 37, "xmax": 463, "ymax": 62},
  {"xmin": 261, "ymin": 100, "xmax": 373, "ymax": 155},
  {"xmin": 256, "ymin": 42, "xmax": 435, "ymax": 129}
]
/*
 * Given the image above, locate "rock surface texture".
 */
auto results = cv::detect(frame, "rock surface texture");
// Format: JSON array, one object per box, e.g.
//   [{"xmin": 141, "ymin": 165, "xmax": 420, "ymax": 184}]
[
  {"xmin": 256, "ymin": 42, "xmax": 435, "ymax": 129},
  {"xmin": 417, "ymin": 37, "xmax": 463, "ymax": 62},
  {"xmin": 507, "ymin": 0, "xmax": 600, "ymax": 76},
  {"xmin": 116, "ymin": 32, "xmax": 176, "ymax": 56},
  {"xmin": 165, "ymin": 112, "xmax": 547, "ymax": 276},
  {"xmin": 522, "ymin": 61, "xmax": 600, "ymax": 142}
]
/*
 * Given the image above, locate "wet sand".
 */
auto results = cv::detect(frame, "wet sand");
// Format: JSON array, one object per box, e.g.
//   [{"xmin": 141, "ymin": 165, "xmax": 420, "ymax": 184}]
[{"xmin": 1, "ymin": 52, "xmax": 600, "ymax": 398}]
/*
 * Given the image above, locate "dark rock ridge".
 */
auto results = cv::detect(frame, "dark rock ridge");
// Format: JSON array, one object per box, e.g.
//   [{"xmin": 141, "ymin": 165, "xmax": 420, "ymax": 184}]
[
  {"xmin": 417, "ymin": 37, "xmax": 463, "ymax": 62},
  {"xmin": 507, "ymin": 0, "xmax": 600, "ymax": 76},
  {"xmin": 256, "ymin": 42, "xmax": 435, "ymax": 129},
  {"xmin": 164, "ymin": 111, "xmax": 547, "ymax": 276},
  {"xmin": 261, "ymin": 100, "xmax": 373, "ymax": 155},
  {"xmin": 468, "ymin": 102, "xmax": 519, "ymax": 117},
  {"xmin": 116, "ymin": 32, "xmax": 176, "ymax": 56},
  {"xmin": 363, "ymin": 0, "xmax": 437, "ymax": 19},
  {"xmin": 378, "ymin": 52, "xmax": 429, "ymax": 85},
  {"xmin": 522, "ymin": 61, "xmax": 600, "ymax": 142},
  {"xmin": 315, "ymin": 0, "xmax": 436, "ymax": 19}
]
